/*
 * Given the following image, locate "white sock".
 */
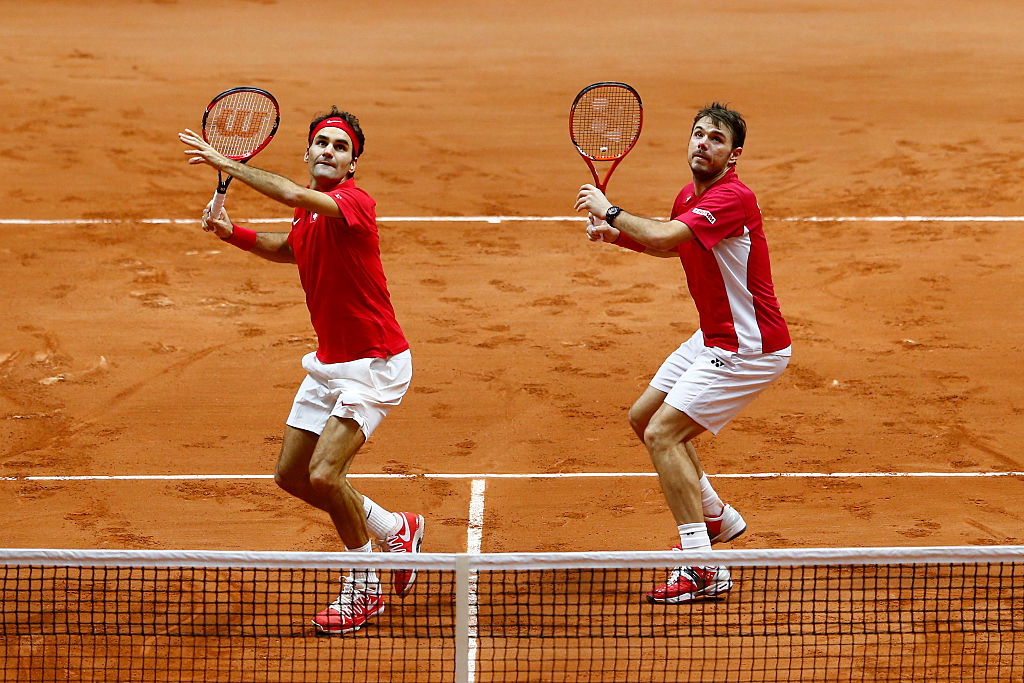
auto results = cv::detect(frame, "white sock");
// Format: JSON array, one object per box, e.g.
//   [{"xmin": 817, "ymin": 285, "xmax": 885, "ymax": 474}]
[
  {"xmin": 363, "ymin": 495, "xmax": 401, "ymax": 540},
  {"xmin": 699, "ymin": 474, "xmax": 725, "ymax": 518},
  {"xmin": 677, "ymin": 522, "xmax": 712, "ymax": 552},
  {"xmin": 345, "ymin": 539, "xmax": 380, "ymax": 592}
]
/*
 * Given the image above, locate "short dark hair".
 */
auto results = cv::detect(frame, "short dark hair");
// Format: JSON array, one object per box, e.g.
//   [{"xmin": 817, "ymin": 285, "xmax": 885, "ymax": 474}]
[
  {"xmin": 692, "ymin": 102, "xmax": 746, "ymax": 149},
  {"xmin": 308, "ymin": 106, "xmax": 365, "ymax": 158}
]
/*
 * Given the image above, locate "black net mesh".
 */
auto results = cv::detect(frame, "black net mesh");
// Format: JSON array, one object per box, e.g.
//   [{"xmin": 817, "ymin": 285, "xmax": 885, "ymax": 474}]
[{"xmin": 2, "ymin": 553, "xmax": 1022, "ymax": 682}]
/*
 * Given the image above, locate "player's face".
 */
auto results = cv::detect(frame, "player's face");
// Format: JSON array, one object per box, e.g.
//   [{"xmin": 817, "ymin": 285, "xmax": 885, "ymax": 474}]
[
  {"xmin": 687, "ymin": 117, "xmax": 741, "ymax": 180},
  {"xmin": 304, "ymin": 127, "xmax": 357, "ymax": 189}
]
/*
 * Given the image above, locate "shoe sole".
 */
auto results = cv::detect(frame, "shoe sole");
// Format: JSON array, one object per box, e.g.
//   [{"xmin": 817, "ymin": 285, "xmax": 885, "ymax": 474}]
[
  {"xmin": 311, "ymin": 601, "xmax": 386, "ymax": 636},
  {"xmin": 708, "ymin": 506, "xmax": 747, "ymax": 545},
  {"xmin": 644, "ymin": 579, "xmax": 733, "ymax": 605},
  {"xmin": 709, "ymin": 522, "xmax": 746, "ymax": 545}
]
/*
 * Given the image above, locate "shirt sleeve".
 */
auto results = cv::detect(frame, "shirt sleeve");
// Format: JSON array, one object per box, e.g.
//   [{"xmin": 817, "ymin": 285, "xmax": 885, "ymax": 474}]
[
  {"xmin": 328, "ymin": 186, "xmax": 376, "ymax": 229},
  {"xmin": 673, "ymin": 187, "xmax": 747, "ymax": 250}
]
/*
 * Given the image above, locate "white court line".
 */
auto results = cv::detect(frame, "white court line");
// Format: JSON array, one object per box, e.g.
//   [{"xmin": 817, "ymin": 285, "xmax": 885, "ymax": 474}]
[
  {"xmin": 465, "ymin": 479, "xmax": 486, "ymax": 683},
  {"xmin": 776, "ymin": 216, "xmax": 1024, "ymax": 223},
  {"xmin": 2, "ymin": 471, "xmax": 1022, "ymax": 482},
  {"xmin": 2, "ymin": 215, "xmax": 1024, "ymax": 226},
  {"xmin": 467, "ymin": 479, "xmax": 486, "ymax": 553}
]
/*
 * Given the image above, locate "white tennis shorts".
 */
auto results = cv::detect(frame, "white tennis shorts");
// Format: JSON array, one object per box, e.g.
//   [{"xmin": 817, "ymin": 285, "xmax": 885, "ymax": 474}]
[
  {"xmin": 286, "ymin": 350, "xmax": 412, "ymax": 439},
  {"xmin": 650, "ymin": 330, "xmax": 791, "ymax": 435}
]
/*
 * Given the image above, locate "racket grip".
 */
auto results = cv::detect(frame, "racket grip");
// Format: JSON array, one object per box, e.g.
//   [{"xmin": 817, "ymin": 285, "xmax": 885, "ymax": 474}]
[{"xmin": 210, "ymin": 190, "xmax": 226, "ymax": 220}]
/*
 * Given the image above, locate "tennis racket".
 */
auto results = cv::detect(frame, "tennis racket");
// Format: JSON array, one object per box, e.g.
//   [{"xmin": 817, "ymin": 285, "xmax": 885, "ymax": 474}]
[
  {"xmin": 201, "ymin": 86, "xmax": 280, "ymax": 219},
  {"xmin": 569, "ymin": 81, "xmax": 643, "ymax": 193}
]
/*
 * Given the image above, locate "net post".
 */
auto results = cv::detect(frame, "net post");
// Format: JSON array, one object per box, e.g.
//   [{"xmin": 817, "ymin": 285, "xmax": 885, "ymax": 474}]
[{"xmin": 455, "ymin": 553, "xmax": 470, "ymax": 683}]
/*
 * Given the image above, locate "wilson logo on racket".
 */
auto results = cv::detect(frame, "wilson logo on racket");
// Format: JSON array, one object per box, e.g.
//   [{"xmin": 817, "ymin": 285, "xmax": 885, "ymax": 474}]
[{"xmin": 209, "ymin": 109, "xmax": 273, "ymax": 140}]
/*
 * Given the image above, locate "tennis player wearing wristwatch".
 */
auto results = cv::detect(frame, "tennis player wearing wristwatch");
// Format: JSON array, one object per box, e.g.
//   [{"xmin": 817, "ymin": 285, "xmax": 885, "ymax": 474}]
[{"xmin": 576, "ymin": 102, "xmax": 791, "ymax": 605}]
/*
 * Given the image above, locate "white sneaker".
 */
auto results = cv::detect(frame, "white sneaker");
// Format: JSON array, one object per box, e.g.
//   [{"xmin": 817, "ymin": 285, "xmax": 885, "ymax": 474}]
[
  {"xmin": 705, "ymin": 503, "xmax": 746, "ymax": 544},
  {"xmin": 646, "ymin": 550, "xmax": 733, "ymax": 605},
  {"xmin": 311, "ymin": 581, "xmax": 385, "ymax": 635}
]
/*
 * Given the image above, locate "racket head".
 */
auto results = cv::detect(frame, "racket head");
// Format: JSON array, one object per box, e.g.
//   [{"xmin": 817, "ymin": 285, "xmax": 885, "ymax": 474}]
[
  {"xmin": 569, "ymin": 82, "xmax": 644, "ymax": 162},
  {"xmin": 202, "ymin": 86, "xmax": 280, "ymax": 161}
]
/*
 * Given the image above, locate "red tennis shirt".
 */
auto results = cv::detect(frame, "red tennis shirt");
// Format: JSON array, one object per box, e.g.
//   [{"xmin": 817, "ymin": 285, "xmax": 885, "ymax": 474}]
[
  {"xmin": 672, "ymin": 168, "xmax": 791, "ymax": 355},
  {"xmin": 287, "ymin": 178, "xmax": 409, "ymax": 364}
]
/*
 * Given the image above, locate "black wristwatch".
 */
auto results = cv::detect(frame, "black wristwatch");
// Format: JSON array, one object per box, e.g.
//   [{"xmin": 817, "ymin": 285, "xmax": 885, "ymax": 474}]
[{"xmin": 605, "ymin": 206, "xmax": 622, "ymax": 225}]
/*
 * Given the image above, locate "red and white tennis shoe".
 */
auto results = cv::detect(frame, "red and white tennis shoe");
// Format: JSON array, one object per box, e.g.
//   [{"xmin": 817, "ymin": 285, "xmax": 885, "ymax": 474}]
[
  {"xmin": 705, "ymin": 503, "xmax": 746, "ymax": 545},
  {"xmin": 381, "ymin": 512, "xmax": 424, "ymax": 598},
  {"xmin": 646, "ymin": 546, "xmax": 733, "ymax": 604},
  {"xmin": 311, "ymin": 582, "xmax": 385, "ymax": 635}
]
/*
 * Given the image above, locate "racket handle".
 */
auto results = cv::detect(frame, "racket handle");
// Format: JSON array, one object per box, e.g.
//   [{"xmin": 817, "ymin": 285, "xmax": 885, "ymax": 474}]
[{"xmin": 210, "ymin": 189, "xmax": 226, "ymax": 220}]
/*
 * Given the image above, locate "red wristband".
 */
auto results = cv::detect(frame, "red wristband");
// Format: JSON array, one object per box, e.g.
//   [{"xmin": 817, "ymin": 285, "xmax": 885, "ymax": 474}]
[
  {"xmin": 613, "ymin": 231, "xmax": 646, "ymax": 253},
  {"xmin": 223, "ymin": 224, "xmax": 258, "ymax": 251}
]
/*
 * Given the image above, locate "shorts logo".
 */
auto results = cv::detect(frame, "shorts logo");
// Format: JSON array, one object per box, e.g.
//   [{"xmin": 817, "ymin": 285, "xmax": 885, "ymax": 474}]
[
  {"xmin": 710, "ymin": 358, "xmax": 725, "ymax": 368},
  {"xmin": 693, "ymin": 208, "xmax": 716, "ymax": 224}
]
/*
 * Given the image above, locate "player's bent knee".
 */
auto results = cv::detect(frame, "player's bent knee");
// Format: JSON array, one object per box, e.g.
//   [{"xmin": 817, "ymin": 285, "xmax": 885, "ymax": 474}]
[
  {"xmin": 307, "ymin": 466, "xmax": 345, "ymax": 498},
  {"xmin": 643, "ymin": 416, "xmax": 695, "ymax": 453},
  {"xmin": 642, "ymin": 422, "xmax": 669, "ymax": 452},
  {"xmin": 274, "ymin": 467, "xmax": 306, "ymax": 497},
  {"xmin": 627, "ymin": 405, "xmax": 646, "ymax": 435}
]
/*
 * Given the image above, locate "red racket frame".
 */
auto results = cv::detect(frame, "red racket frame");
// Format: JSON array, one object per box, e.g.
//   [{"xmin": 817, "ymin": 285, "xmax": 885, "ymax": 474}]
[
  {"xmin": 569, "ymin": 81, "xmax": 644, "ymax": 192},
  {"xmin": 201, "ymin": 86, "xmax": 280, "ymax": 161}
]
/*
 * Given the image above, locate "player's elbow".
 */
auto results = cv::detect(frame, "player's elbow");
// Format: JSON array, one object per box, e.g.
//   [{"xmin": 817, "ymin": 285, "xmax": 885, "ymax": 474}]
[
  {"xmin": 278, "ymin": 187, "xmax": 306, "ymax": 207},
  {"xmin": 647, "ymin": 233, "xmax": 683, "ymax": 252},
  {"xmin": 647, "ymin": 221, "xmax": 692, "ymax": 251},
  {"xmin": 276, "ymin": 243, "xmax": 297, "ymax": 264}
]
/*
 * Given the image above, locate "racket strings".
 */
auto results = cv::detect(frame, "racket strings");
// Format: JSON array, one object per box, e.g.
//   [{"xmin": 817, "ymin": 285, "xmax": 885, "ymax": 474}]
[
  {"xmin": 571, "ymin": 86, "xmax": 642, "ymax": 160},
  {"xmin": 205, "ymin": 91, "xmax": 278, "ymax": 159}
]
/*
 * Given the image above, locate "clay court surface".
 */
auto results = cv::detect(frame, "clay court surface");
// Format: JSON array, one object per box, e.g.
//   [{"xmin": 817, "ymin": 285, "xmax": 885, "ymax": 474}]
[{"xmin": 2, "ymin": 0, "xmax": 1022, "ymax": 560}]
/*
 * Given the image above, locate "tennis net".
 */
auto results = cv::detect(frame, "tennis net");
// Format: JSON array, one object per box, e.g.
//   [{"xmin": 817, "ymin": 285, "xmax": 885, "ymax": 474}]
[{"xmin": 2, "ymin": 546, "xmax": 1021, "ymax": 681}]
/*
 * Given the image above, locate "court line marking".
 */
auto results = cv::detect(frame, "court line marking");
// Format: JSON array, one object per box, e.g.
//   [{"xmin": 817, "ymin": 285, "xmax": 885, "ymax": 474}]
[
  {"xmin": 2, "ymin": 471, "xmax": 1021, "ymax": 482},
  {"xmin": 2, "ymin": 215, "xmax": 1024, "ymax": 226},
  {"xmin": 465, "ymin": 479, "xmax": 485, "ymax": 683},
  {"xmin": 467, "ymin": 479, "xmax": 486, "ymax": 553}
]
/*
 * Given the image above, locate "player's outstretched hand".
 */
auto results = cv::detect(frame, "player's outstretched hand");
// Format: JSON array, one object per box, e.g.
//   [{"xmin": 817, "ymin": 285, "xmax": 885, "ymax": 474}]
[{"xmin": 179, "ymin": 129, "xmax": 229, "ymax": 170}]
